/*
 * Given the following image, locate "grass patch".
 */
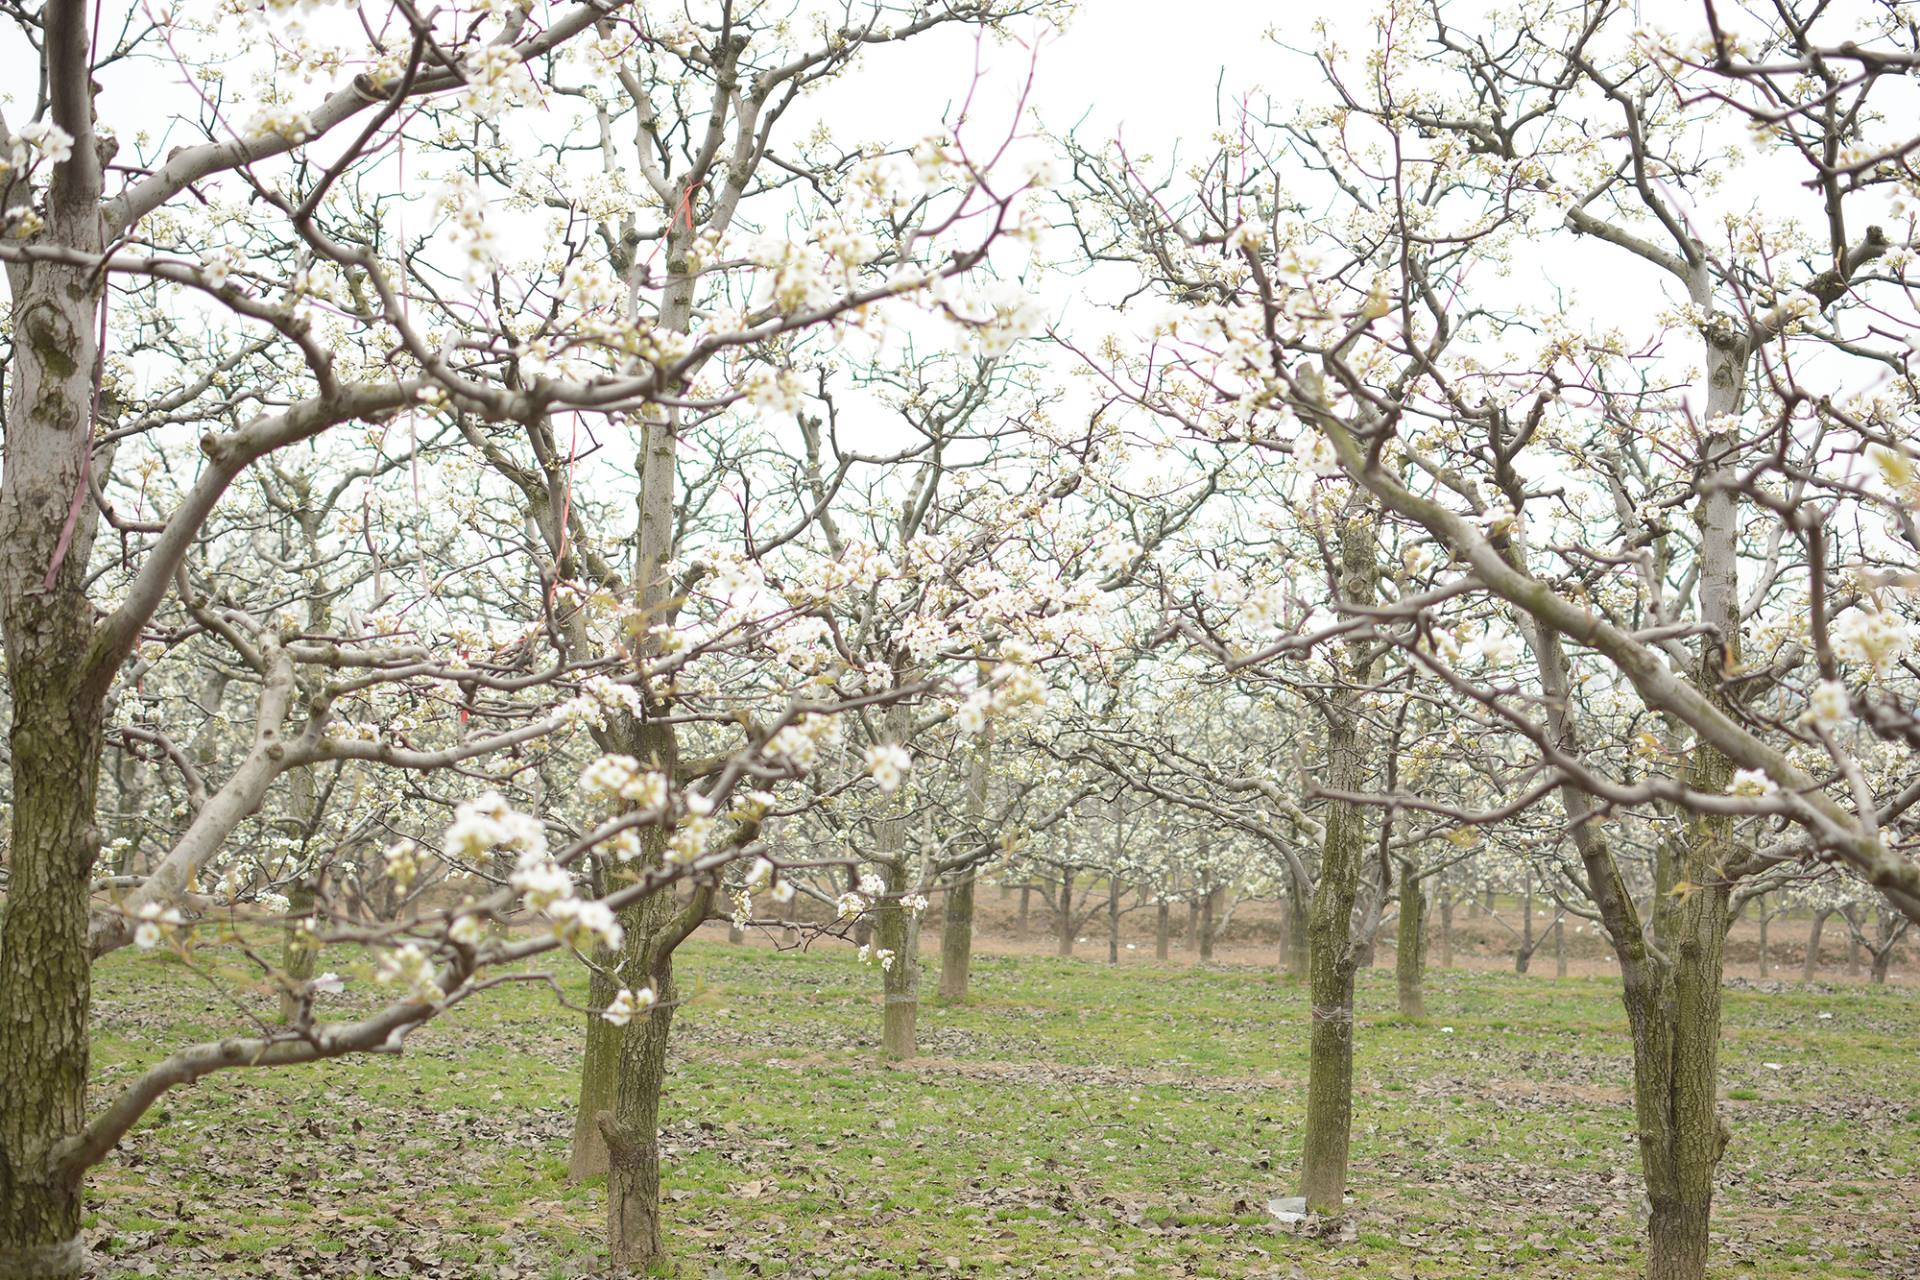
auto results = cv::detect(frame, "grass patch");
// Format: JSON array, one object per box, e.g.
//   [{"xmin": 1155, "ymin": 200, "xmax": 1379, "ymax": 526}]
[{"xmin": 80, "ymin": 938, "xmax": 1920, "ymax": 1278}]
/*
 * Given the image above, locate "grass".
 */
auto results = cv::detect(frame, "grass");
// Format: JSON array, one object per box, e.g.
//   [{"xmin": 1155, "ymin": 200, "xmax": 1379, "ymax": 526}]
[{"xmin": 81, "ymin": 936, "xmax": 1920, "ymax": 1278}]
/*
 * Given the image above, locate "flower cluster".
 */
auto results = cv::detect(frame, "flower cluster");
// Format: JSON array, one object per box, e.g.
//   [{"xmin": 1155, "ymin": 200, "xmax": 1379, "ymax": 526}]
[
  {"xmin": 1833, "ymin": 606, "xmax": 1913, "ymax": 677},
  {"xmin": 602, "ymin": 985, "xmax": 657, "ymax": 1027},
  {"xmin": 131, "ymin": 902, "xmax": 185, "ymax": 950},
  {"xmin": 864, "ymin": 744, "xmax": 913, "ymax": 793},
  {"xmin": 578, "ymin": 754, "xmax": 670, "ymax": 811},
  {"xmin": 6, "ymin": 120, "xmax": 74, "ymax": 170}
]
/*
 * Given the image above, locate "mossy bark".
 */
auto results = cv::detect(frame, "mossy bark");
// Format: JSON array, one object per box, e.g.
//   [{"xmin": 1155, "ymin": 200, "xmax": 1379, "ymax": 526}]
[
  {"xmin": 601, "ymin": 876, "xmax": 682, "ymax": 1274},
  {"xmin": 1298, "ymin": 513, "xmax": 1375, "ymax": 1215},
  {"xmin": 1395, "ymin": 869, "xmax": 1427, "ymax": 1018},
  {"xmin": 569, "ymin": 944, "xmax": 623, "ymax": 1180},
  {"xmin": 1629, "ymin": 803, "xmax": 1732, "ymax": 1280},
  {"xmin": 938, "ymin": 733, "xmax": 988, "ymax": 1003},
  {"xmin": 937, "ymin": 873, "xmax": 975, "ymax": 1002},
  {"xmin": 877, "ymin": 859, "xmax": 918, "ymax": 1060},
  {"xmin": 0, "ymin": 179, "xmax": 109, "ymax": 1279}
]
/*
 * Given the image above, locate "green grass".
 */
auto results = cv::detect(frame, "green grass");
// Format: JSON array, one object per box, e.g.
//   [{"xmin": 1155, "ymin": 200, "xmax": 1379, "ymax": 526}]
[{"xmin": 80, "ymin": 939, "xmax": 1920, "ymax": 1278}]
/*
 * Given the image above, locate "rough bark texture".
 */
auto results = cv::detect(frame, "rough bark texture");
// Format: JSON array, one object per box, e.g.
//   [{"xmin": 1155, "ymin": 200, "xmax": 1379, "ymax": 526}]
[
  {"xmin": 937, "ymin": 873, "xmax": 976, "ymax": 1002},
  {"xmin": 1284, "ymin": 889, "xmax": 1310, "ymax": 978},
  {"xmin": 595, "ymin": 708, "xmax": 688, "ymax": 1270},
  {"xmin": 1395, "ymin": 869, "xmax": 1427, "ymax": 1018},
  {"xmin": 1438, "ymin": 892, "xmax": 1454, "ymax": 969},
  {"xmin": 937, "ymin": 733, "xmax": 988, "ymax": 1003},
  {"xmin": 569, "ymin": 942, "xmax": 622, "ymax": 1180},
  {"xmin": 1298, "ymin": 513, "xmax": 1375, "ymax": 1215},
  {"xmin": 1155, "ymin": 900, "xmax": 1171, "ymax": 961},
  {"xmin": 877, "ymin": 859, "xmax": 918, "ymax": 1060},
  {"xmin": 601, "ymin": 874, "xmax": 681, "ymax": 1275},
  {"xmin": 0, "ymin": 67, "xmax": 110, "ymax": 1272}
]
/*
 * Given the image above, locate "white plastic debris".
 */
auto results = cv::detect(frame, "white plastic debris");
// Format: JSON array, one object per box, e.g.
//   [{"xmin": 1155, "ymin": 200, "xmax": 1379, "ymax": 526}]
[{"xmin": 1267, "ymin": 1195, "xmax": 1309, "ymax": 1226}]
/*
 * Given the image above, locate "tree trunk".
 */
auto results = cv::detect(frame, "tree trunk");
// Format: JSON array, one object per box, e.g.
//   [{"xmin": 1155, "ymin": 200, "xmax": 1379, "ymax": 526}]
[
  {"xmin": 1299, "ymin": 512, "xmax": 1374, "ymax": 1216},
  {"xmin": 278, "ymin": 880, "xmax": 318, "ymax": 1023},
  {"xmin": 0, "ymin": 688, "xmax": 105, "ymax": 1280},
  {"xmin": 1845, "ymin": 905, "xmax": 1862, "ymax": 975},
  {"xmin": 1870, "ymin": 945, "xmax": 1893, "ymax": 985},
  {"xmin": 1755, "ymin": 897, "xmax": 1769, "ymax": 978},
  {"xmin": 1516, "ymin": 870, "xmax": 1534, "ymax": 974},
  {"xmin": 1107, "ymin": 881, "xmax": 1121, "ymax": 965},
  {"xmin": 938, "ymin": 873, "xmax": 976, "ymax": 1002},
  {"xmin": 1802, "ymin": 910, "xmax": 1829, "ymax": 983},
  {"xmin": 1056, "ymin": 868, "xmax": 1074, "ymax": 958},
  {"xmin": 1554, "ymin": 915, "xmax": 1568, "ymax": 979},
  {"xmin": 573, "ymin": 723, "xmax": 681, "ymax": 1182},
  {"xmin": 1439, "ymin": 891, "xmax": 1454, "ymax": 969},
  {"xmin": 1155, "ymin": 899, "xmax": 1170, "ymax": 961},
  {"xmin": 570, "ymin": 946, "xmax": 623, "ymax": 1180},
  {"xmin": 1017, "ymin": 885, "xmax": 1031, "ymax": 938},
  {"xmin": 1395, "ymin": 871, "xmax": 1427, "ymax": 1019},
  {"xmin": 1626, "ymin": 724, "xmax": 1738, "ymax": 1280},
  {"xmin": 601, "ymin": 882, "xmax": 681, "ymax": 1275},
  {"xmin": 1185, "ymin": 898, "xmax": 1199, "ymax": 950},
  {"xmin": 1627, "ymin": 883, "xmax": 1732, "ymax": 1280},
  {"xmin": 1285, "ymin": 888, "xmax": 1311, "ymax": 978},
  {"xmin": 1198, "ymin": 883, "xmax": 1217, "ymax": 964},
  {"xmin": 938, "ymin": 733, "xmax": 989, "ymax": 1002},
  {"xmin": 0, "ymin": 153, "xmax": 112, "ymax": 1278},
  {"xmin": 877, "ymin": 858, "xmax": 919, "ymax": 1060}
]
